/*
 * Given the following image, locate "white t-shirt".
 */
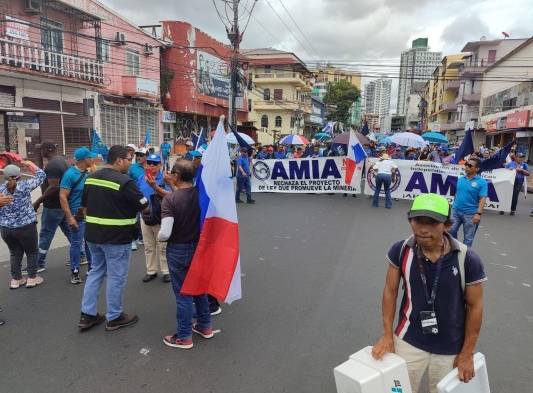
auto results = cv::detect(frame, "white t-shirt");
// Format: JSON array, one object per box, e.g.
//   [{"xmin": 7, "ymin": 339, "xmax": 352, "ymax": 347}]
[{"xmin": 373, "ymin": 159, "xmax": 398, "ymax": 175}]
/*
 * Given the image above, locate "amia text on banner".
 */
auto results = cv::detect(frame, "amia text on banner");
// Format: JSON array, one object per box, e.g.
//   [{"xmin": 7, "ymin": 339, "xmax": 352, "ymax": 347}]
[
  {"xmin": 251, "ymin": 157, "xmax": 363, "ymax": 194},
  {"xmin": 363, "ymin": 158, "xmax": 515, "ymax": 212}
]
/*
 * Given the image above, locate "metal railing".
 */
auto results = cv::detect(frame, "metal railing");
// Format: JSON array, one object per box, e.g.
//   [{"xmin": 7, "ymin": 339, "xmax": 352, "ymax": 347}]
[{"xmin": 0, "ymin": 38, "xmax": 104, "ymax": 84}]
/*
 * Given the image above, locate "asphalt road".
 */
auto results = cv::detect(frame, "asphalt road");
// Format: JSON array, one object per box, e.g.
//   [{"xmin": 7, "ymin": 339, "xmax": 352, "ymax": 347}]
[{"xmin": 0, "ymin": 193, "xmax": 532, "ymax": 393}]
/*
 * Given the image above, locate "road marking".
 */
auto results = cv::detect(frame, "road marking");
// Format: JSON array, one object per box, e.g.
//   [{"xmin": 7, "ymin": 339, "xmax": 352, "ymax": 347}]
[{"xmin": 489, "ymin": 263, "xmax": 518, "ymax": 270}]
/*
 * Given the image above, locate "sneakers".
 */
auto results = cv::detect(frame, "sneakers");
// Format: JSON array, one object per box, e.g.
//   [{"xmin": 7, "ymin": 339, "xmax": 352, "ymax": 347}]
[
  {"xmin": 26, "ymin": 276, "xmax": 44, "ymax": 288},
  {"xmin": 235, "ymin": 199, "xmax": 243, "ymax": 204},
  {"xmin": 510, "ymin": 211, "xmax": 516, "ymax": 216},
  {"xmin": 80, "ymin": 255, "xmax": 88, "ymax": 265},
  {"xmin": 105, "ymin": 313, "xmax": 138, "ymax": 331},
  {"xmin": 162, "ymin": 274, "xmax": 171, "ymax": 283},
  {"xmin": 131, "ymin": 241, "xmax": 138, "ymax": 251},
  {"xmin": 246, "ymin": 199, "xmax": 256, "ymax": 204},
  {"xmin": 137, "ymin": 239, "xmax": 144, "ymax": 245},
  {"xmin": 210, "ymin": 307, "xmax": 222, "ymax": 316},
  {"xmin": 10, "ymin": 277, "xmax": 27, "ymax": 289},
  {"xmin": 142, "ymin": 273, "xmax": 157, "ymax": 283},
  {"xmin": 192, "ymin": 324, "xmax": 214, "ymax": 339},
  {"xmin": 22, "ymin": 266, "xmax": 46, "ymax": 275},
  {"xmin": 78, "ymin": 312, "xmax": 105, "ymax": 331},
  {"xmin": 65, "ymin": 260, "xmax": 71, "ymax": 266},
  {"xmin": 70, "ymin": 270, "xmax": 82, "ymax": 285},
  {"xmin": 163, "ymin": 334, "xmax": 193, "ymax": 349}
]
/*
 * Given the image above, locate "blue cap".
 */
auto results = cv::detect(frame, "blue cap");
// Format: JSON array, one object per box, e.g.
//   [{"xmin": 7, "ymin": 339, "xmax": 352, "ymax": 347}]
[
  {"xmin": 74, "ymin": 147, "xmax": 97, "ymax": 161},
  {"xmin": 146, "ymin": 153, "xmax": 161, "ymax": 163},
  {"xmin": 190, "ymin": 150, "xmax": 203, "ymax": 157}
]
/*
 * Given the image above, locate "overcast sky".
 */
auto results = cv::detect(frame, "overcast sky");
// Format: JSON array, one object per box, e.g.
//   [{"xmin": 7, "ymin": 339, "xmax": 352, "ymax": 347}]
[{"xmin": 104, "ymin": 0, "xmax": 532, "ymax": 111}]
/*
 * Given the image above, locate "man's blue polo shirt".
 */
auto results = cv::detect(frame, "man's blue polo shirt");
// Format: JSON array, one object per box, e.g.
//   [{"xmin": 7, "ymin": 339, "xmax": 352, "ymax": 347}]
[
  {"xmin": 453, "ymin": 175, "xmax": 488, "ymax": 214},
  {"xmin": 506, "ymin": 161, "xmax": 529, "ymax": 184},
  {"xmin": 387, "ymin": 235, "xmax": 487, "ymax": 355}
]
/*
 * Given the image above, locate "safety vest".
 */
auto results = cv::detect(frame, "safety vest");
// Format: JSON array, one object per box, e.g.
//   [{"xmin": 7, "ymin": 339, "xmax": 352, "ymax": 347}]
[{"xmin": 84, "ymin": 167, "xmax": 147, "ymax": 244}]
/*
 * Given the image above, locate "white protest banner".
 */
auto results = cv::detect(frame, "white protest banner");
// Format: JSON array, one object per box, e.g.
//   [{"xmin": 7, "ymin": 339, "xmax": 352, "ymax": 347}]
[
  {"xmin": 251, "ymin": 157, "xmax": 363, "ymax": 194},
  {"xmin": 363, "ymin": 158, "xmax": 515, "ymax": 211}
]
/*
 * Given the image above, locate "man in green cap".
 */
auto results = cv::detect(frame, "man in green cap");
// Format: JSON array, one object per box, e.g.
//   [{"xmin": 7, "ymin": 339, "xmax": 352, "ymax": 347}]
[{"xmin": 371, "ymin": 193, "xmax": 487, "ymax": 393}]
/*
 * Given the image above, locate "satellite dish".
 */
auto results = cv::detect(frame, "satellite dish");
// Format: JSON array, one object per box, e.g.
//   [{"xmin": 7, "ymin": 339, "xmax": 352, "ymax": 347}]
[{"xmin": 480, "ymin": 35, "xmax": 487, "ymax": 41}]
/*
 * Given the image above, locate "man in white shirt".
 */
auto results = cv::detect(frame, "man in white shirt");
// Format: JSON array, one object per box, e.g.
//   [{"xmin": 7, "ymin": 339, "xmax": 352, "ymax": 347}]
[{"xmin": 371, "ymin": 153, "xmax": 398, "ymax": 209}]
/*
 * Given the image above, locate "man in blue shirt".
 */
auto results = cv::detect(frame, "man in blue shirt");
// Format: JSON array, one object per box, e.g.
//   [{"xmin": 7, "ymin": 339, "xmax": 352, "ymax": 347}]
[
  {"xmin": 501, "ymin": 153, "xmax": 529, "ymax": 215},
  {"xmin": 60, "ymin": 147, "xmax": 96, "ymax": 284},
  {"xmin": 273, "ymin": 145, "xmax": 287, "ymax": 160},
  {"xmin": 449, "ymin": 157, "xmax": 487, "ymax": 247},
  {"xmin": 372, "ymin": 194, "xmax": 486, "ymax": 393},
  {"xmin": 160, "ymin": 141, "xmax": 172, "ymax": 171},
  {"xmin": 235, "ymin": 147, "xmax": 255, "ymax": 204},
  {"xmin": 256, "ymin": 146, "xmax": 269, "ymax": 160},
  {"xmin": 138, "ymin": 154, "xmax": 172, "ymax": 283},
  {"xmin": 128, "ymin": 148, "xmax": 147, "ymax": 182}
]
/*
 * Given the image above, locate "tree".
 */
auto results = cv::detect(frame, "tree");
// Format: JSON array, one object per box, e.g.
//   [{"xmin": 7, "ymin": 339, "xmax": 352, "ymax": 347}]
[{"xmin": 323, "ymin": 80, "xmax": 360, "ymax": 124}]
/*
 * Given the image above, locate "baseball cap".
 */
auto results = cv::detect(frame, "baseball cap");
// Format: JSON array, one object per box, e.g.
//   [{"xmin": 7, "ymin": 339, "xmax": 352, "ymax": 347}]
[
  {"xmin": 135, "ymin": 147, "xmax": 148, "ymax": 155},
  {"xmin": 74, "ymin": 147, "xmax": 97, "ymax": 161},
  {"xmin": 126, "ymin": 143, "xmax": 138, "ymax": 151},
  {"xmin": 186, "ymin": 141, "xmax": 194, "ymax": 147},
  {"xmin": 146, "ymin": 153, "xmax": 161, "ymax": 163},
  {"xmin": 3, "ymin": 164, "xmax": 21, "ymax": 178},
  {"xmin": 407, "ymin": 193, "xmax": 450, "ymax": 223},
  {"xmin": 516, "ymin": 152, "xmax": 525, "ymax": 158}
]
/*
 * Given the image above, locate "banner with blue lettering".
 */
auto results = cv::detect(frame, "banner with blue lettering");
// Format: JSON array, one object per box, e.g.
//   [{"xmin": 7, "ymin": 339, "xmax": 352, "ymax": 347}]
[
  {"xmin": 363, "ymin": 158, "xmax": 515, "ymax": 212},
  {"xmin": 251, "ymin": 157, "xmax": 363, "ymax": 194}
]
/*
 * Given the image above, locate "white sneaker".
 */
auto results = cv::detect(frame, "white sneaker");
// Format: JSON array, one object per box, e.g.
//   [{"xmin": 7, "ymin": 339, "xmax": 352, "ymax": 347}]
[
  {"xmin": 10, "ymin": 277, "xmax": 27, "ymax": 289},
  {"xmin": 137, "ymin": 239, "xmax": 144, "ymax": 245},
  {"xmin": 131, "ymin": 241, "xmax": 138, "ymax": 251},
  {"xmin": 26, "ymin": 276, "xmax": 44, "ymax": 288}
]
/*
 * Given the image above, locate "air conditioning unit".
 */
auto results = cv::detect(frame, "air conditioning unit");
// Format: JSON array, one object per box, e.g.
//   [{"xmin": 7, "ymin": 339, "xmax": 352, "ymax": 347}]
[
  {"xmin": 114, "ymin": 32, "xmax": 126, "ymax": 45},
  {"xmin": 24, "ymin": 0, "xmax": 42, "ymax": 14},
  {"xmin": 143, "ymin": 43, "xmax": 154, "ymax": 55}
]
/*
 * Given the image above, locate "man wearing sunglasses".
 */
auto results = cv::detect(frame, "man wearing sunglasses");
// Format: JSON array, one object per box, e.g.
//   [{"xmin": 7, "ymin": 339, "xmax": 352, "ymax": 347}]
[
  {"xmin": 449, "ymin": 157, "xmax": 487, "ymax": 247},
  {"xmin": 0, "ymin": 162, "xmax": 46, "ymax": 289},
  {"xmin": 138, "ymin": 153, "xmax": 171, "ymax": 283}
]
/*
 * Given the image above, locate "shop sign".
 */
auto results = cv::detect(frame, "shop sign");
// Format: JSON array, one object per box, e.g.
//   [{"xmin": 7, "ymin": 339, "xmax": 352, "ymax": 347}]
[
  {"xmin": 162, "ymin": 111, "xmax": 176, "ymax": 123},
  {"xmin": 505, "ymin": 110, "xmax": 530, "ymax": 129}
]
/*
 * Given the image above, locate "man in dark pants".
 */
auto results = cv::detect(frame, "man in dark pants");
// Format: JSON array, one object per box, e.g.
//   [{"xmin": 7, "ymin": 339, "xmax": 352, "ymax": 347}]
[
  {"xmin": 235, "ymin": 147, "xmax": 255, "ymax": 204},
  {"xmin": 501, "ymin": 153, "xmax": 529, "ymax": 215},
  {"xmin": 158, "ymin": 160, "xmax": 213, "ymax": 349},
  {"xmin": 371, "ymin": 153, "xmax": 398, "ymax": 209},
  {"xmin": 33, "ymin": 142, "xmax": 70, "ymax": 271}
]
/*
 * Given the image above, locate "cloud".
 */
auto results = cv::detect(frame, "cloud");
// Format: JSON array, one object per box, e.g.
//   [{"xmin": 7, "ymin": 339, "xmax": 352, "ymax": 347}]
[{"xmin": 440, "ymin": 15, "xmax": 490, "ymax": 49}]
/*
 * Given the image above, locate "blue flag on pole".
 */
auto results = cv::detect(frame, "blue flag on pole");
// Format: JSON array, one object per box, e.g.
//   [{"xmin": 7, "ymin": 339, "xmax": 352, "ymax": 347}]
[
  {"xmin": 196, "ymin": 128, "xmax": 207, "ymax": 150},
  {"xmin": 452, "ymin": 129, "xmax": 474, "ymax": 164},
  {"xmin": 144, "ymin": 129, "xmax": 151, "ymax": 147},
  {"xmin": 90, "ymin": 129, "xmax": 108, "ymax": 161}
]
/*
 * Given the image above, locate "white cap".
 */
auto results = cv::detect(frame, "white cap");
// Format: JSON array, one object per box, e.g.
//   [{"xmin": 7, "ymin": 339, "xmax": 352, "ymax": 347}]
[
  {"xmin": 126, "ymin": 143, "xmax": 138, "ymax": 151},
  {"xmin": 186, "ymin": 141, "xmax": 194, "ymax": 147},
  {"xmin": 135, "ymin": 147, "xmax": 148, "ymax": 154}
]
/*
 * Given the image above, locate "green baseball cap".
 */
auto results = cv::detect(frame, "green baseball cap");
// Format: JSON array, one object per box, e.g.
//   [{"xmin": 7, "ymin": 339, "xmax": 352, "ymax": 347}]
[{"xmin": 408, "ymin": 193, "xmax": 450, "ymax": 223}]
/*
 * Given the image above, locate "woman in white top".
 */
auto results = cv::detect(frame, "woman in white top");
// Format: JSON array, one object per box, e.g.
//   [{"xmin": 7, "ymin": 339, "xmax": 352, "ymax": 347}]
[{"xmin": 371, "ymin": 153, "xmax": 398, "ymax": 209}]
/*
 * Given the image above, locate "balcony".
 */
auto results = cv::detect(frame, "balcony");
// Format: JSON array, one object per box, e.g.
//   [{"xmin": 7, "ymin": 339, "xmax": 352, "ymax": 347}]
[
  {"xmin": 439, "ymin": 102, "xmax": 457, "ymax": 112},
  {"xmin": 0, "ymin": 38, "xmax": 104, "ymax": 85},
  {"xmin": 122, "ymin": 76, "xmax": 159, "ymax": 99},
  {"xmin": 456, "ymin": 92, "xmax": 481, "ymax": 105},
  {"xmin": 253, "ymin": 99, "xmax": 312, "ymax": 113},
  {"xmin": 440, "ymin": 121, "xmax": 466, "ymax": 131},
  {"xmin": 444, "ymin": 80, "xmax": 460, "ymax": 91},
  {"xmin": 253, "ymin": 72, "xmax": 312, "ymax": 90},
  {"xmin": 459, "ymin": 64, "xmax": 486, "ymax": 77}
]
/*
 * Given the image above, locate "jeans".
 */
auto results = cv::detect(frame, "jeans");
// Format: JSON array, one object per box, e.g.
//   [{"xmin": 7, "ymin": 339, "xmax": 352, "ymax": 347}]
[
  {"xmin": 373, "ymin": 173, "xmax": 392, "ymax": 208},
  {"xmin": 1, "ymin": 223, "xmax": 38, "ymax": 279},
  {"xmin": 68, "ymin": 220, "xmax": 91, "ymax": 272},
  {"xmin": 166, "ymin": 242, "xmax": 211, "ymax": 340},
  {"xmin": 81, "ymin": 242, "xmax": 131, "ymax": 321},
  {"xmin": 236, "ymin": 176, "xmax": 252, "ymax": 201},
  {"xmin": 511, "ymin": 180, "xmax": 524, "ymax": 212},
  {"xmin": 38, "ymin": 207, "xmax": 70, "ymax": 268},
  {"xmin": 449, "ymin": 209, "xmax": 479, "ymax": 247}
]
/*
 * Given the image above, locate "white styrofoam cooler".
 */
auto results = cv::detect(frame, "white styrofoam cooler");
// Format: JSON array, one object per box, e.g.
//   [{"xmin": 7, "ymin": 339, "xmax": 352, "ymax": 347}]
[
  {"xmin": 334, "ymin": 346, "xmax": 413, "ymax": 393},
  {"xmin": 437, "ymin": 352, "xmax": 490, "ymax": 393}
]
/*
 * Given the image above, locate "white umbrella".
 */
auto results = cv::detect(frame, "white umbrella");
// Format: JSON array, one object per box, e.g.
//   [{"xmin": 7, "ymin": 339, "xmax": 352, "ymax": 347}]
[
  {"xmin": 226, "ymin": 132, "xmax": 255, "ymax": 145},
  {"xmin": 389, "ymin": 132, "xmax": 428, "ymax": 148}
]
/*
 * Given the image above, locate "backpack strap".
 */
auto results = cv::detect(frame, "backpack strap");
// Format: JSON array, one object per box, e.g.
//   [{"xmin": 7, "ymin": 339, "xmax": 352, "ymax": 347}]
[
  {"xmin": 456, "ymin": 242, "xmax": 468, "ymax": 293},
  {"xmin": 398, "ymin": 235, "xmax": 415, "ymax": 276}
]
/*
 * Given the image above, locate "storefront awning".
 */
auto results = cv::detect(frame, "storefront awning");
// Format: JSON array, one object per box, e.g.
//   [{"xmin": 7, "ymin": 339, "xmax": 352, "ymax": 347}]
[{"xmin": 0, "ymin": 107, "xmax": 77, "ymax": 116}]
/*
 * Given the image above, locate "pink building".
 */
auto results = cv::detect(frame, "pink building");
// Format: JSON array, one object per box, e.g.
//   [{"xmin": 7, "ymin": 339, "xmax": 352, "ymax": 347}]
[{"xmin": 0, "ymin": 0, "xmax": 161, "ymax": 161}]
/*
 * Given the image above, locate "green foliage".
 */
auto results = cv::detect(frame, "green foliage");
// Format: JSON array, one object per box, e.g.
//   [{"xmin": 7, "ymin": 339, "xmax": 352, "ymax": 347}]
[{"xmin": 323, "ymin": 80, "xmax": 360, "ymax": 123}]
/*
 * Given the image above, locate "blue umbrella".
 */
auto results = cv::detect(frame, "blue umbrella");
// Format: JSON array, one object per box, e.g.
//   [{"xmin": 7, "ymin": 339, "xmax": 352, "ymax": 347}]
[
  {"xmin": 422, "ymin": 131, "xmax": 448, "ymax": 144},
  {"xmin": 314, "ymin": 132, "xmax": 332, "ymax": 141}
]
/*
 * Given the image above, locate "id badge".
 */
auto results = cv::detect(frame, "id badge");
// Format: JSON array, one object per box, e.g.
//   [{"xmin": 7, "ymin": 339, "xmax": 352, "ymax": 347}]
[{"xmin": 420, "ymin": 311, "xmax": 439, "ymax": 335}]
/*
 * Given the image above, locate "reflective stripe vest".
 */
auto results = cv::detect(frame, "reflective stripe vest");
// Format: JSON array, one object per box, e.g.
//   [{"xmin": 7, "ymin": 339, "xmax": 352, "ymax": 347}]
[{"xmin": 83, "ymin": 167, "xmax": 147, "ymax": 244}]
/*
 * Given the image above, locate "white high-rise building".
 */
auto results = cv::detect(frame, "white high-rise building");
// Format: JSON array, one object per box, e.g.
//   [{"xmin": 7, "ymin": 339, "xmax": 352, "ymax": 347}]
[
  {"xmin": 397, "ymin": 38, "xmax": 441, "ymax": 116},
  {"xmin": 364, "ymin": 78, "xmax": 392, "ymax": 120}
]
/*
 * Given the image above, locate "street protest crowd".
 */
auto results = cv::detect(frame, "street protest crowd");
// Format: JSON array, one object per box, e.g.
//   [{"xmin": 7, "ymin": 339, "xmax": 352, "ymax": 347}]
[{"xmin": 0, "ymin": 123, "xmax": 530, "ymax": 393}]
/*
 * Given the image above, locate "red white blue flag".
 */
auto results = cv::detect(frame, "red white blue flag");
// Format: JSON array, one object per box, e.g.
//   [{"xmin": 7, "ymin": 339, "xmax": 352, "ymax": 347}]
[{"xmin": 345, "ymin": 129, "xmax": 367, "ymax": 187}]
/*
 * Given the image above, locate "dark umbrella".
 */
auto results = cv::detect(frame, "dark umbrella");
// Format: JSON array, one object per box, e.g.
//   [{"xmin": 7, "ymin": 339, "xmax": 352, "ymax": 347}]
[{"xmin": 332, "ymin": 131, "xmax": 369, "ymax": 146}]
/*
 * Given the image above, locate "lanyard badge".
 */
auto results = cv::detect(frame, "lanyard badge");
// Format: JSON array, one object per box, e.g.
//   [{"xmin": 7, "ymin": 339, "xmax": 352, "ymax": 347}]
[{"xmin": 416, "ymin": 244, "xmax": 443, "ymax": 335}]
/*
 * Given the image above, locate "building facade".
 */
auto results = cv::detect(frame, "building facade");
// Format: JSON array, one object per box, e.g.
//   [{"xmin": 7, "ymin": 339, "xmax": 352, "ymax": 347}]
[
  {"xmin": 244, "ymin": 48, "xmax": 313, "ymax": 143},
  {"xmin": 0, "ymin": 0, "xmax": 161, "ymax": 162},
  {"xmin": 364, "ymin": 78, "xmax": 392, "ymax": 122},
  {"xmin": 480, "ymin": 37, "xmax": 533, "ymax": 162},
  {"xmin": 349, "ymin": 97, "xmax": 362, "ymax": 128},
  {"xmin": 397, "ymin": 38, "xmax": 441, "ymax": 116}
]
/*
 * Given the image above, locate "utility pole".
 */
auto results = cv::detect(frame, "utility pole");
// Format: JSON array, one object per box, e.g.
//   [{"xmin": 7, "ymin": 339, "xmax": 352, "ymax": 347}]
[{"xmin": 227, "ymin": 0, "xmax": 241, "ymax": 132}]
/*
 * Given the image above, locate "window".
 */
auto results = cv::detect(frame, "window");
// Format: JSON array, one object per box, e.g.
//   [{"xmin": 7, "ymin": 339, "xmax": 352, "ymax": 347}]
[
  {"xmin": 263, "ymin": 88, "xmax": 270, "ymax": 101},
  {"xmin": 274, "ymin": 89, "xmax": 283, "ymax": 100},
  {"xmin": 41, "ymin": 18, "xmax": 64, "ymax": 53},
  {"xmin": 290, "ymin": 116, "xmax": 296, "ymax": 128},
  {"xmin": 248, "ymin": 99, "xmax": 252, "ymax": 112},
  {"xmin": 100, "ymin": 39, "xmax": 110, "ymax": 62},
  {"xmin": 126, "ymin": 49, "xmax": 140, "ymax": 76},
  {"xmin": 488, "ymin": 50, "xmax": 497, "ymax": 64},
  {"xmin": 265, "ymin": 65, "xmax": 272, "ymax": 73},
  {"xmin": 275, "ymin": 116, "xmax": 282, "ymax": 127},
  {"xmin": 261, "ymin": 115, "xmax": 268, "ymax": 128}
]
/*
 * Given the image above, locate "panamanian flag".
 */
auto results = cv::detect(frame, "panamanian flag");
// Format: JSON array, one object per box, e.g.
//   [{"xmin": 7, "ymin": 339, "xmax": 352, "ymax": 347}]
[
  {"xmin": 181, "ymin": 116, "xmax": 241, "ymax": 303},
  {"xmin": 345, "ymin": 129, "xmax": 367, "ymax": 187}
]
